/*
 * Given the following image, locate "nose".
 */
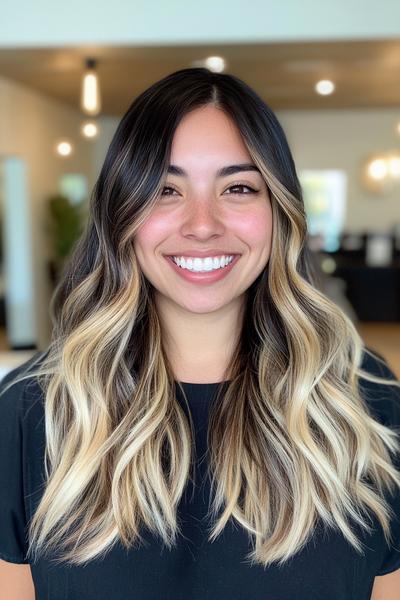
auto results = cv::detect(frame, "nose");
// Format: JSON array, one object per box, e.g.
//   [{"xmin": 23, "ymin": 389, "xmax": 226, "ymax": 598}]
[{"xmin": 179, "ymin": 196, "xmax": 225, "ymax": 240}]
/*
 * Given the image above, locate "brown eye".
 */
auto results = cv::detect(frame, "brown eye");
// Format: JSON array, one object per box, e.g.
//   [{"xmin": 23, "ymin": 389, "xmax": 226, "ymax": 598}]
[
  {"xmin": 161, "ymin": 186, "xmax": 179, "ymax": 196},
  {"xmin": 226, "ymin": 184, "xmax": 258, "ymax": 195}
]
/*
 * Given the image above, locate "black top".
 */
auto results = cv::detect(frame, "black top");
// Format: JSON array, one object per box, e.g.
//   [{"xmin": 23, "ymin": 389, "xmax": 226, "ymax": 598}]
[{"xmin": 0, "ymin": 349, "xmax": 399, "ymax": 600}]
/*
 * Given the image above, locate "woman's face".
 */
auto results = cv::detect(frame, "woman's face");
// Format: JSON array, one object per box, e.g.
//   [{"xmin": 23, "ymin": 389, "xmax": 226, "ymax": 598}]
[{"xmin": 134, "ymin": 104, "xmax": 273, "ymax": 316}]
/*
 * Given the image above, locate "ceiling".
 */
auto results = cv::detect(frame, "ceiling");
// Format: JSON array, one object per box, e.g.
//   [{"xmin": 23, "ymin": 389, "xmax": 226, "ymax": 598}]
[{"xmin": 0, "ymin": 38, "xmax": 399, "ymax": 116}]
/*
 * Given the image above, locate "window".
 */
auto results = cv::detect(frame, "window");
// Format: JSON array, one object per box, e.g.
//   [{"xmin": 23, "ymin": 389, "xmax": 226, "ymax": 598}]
[{"xmin": 299, "ymin": 170, "xmax": 347, "ymax": 252}]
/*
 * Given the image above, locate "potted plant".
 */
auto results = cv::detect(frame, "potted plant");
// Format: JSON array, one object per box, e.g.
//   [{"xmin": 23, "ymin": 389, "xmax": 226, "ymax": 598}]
[{"xmin": 46, "ymin": 193, "xmax": 88, "ymax": 286}]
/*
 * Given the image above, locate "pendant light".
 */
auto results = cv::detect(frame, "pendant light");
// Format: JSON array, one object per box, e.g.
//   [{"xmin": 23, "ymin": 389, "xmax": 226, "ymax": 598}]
[{"xmin": 81, "ymin": 58, "xmax": 101, "ymax": 116}]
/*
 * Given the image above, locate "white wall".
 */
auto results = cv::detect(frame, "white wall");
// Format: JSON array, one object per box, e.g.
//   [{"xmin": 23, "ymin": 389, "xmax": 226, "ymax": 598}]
[
  {"xmin": 92, "ymin": 107, "xmax": 400, "ymax": 234},
  {"xmin": 279, "ymin": 108, "xmax": 400, "ymax": 232},
  {"xmin": 0, "ymin": 76, "xmax": 94, "ymax": 348},
  {"xmin": 1, "ymin": 0, "xmax": 400, "ymax": 46}
]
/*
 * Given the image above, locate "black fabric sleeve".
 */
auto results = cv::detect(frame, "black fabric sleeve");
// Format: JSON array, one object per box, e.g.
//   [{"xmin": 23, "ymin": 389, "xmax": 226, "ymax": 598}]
[
  {"xmin": 359, "ymin": 349, "xmax": 400, "ymax": 576},
  {"xmin": 0, "ymin": 364, "xmax": 31, "ymax": 564}
]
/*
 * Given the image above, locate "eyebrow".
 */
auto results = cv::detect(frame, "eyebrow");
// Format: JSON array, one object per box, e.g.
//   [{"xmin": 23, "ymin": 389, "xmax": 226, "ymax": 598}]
[{"xmin": 167, "ymin": 163, "xmax": 261, "ymax": 178}]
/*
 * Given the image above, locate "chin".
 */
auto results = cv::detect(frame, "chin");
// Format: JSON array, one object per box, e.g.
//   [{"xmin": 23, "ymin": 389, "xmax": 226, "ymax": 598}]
[{"xmin": 177, "ymin": 295, "xmax": 236, "ymax": 314}]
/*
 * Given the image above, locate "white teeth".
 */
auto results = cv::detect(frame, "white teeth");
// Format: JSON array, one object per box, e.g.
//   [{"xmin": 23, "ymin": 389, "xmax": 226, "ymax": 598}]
[{"xmin": 172, "ymin": 255, "xmax": 234, "ymax": 272}]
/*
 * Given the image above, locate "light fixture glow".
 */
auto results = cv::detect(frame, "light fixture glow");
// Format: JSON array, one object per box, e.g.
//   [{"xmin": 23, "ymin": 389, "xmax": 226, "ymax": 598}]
[
  {"xmin": 368, "ymin": 158, "xmax": 388, "ymax": 180},
  {"xmin": 204, "ymin": 56, "xmax": 226, "ymax": 73},
  {"xmin": 315, "ymin": 79, "xmax": 335, "ymax": 95},
  {"xmin": 81, "ymin": 58, "xmax": 101, "ymax": 116},
  {"xmin": 321, "ymin": 257, "xmax": 337, "ymax": 274},
  {"xmin": 388, "ymin": 156, "xmax": 400, "ymax": 178},
  {"xmin": 362, "ymin": 150, "xmax": 400, "ymax": 194},
  {"xmin": 55, "ymin": 141, "xmax": 73, "ymax": 157},
  {"xmin": 81, "ymin": 121, "xmax": 99, "ymax": 139}
]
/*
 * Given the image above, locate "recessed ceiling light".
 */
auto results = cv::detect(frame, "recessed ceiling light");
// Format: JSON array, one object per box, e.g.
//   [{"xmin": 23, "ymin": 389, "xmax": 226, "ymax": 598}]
[
  {"xmin": 55, "ymin": 140, "xmax": 73, "ymax": 157},
  {"xmin": 81, "ymin": 121, "xmax": 99, "ymax": 139},
  {"xmin": 315, "ymin": 79, "xmax": 335, "ymax": 95},
  {"xmin": 204, "ymin": 56, "xmax": 226, "ymax": 73}
]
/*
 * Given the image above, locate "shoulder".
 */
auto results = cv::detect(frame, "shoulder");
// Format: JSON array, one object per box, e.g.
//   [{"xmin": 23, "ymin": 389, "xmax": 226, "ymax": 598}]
[
  {"xmin": 0, "ymin": 351, "xmax": 47, "ymax": 564},
  {"xmin": 357, "ymin": 348, "xmax": 400, "ymax": 577},
  {"xmin": 0, "ymin": 351, "xmax": 47, "ymax": 427},
  {"xmin": 360, "ymin": 347, "xmax": 398, "ymax": 382}
]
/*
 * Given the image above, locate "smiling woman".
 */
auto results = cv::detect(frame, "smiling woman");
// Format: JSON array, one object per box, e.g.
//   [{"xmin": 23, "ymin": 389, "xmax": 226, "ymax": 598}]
[
  {"xmin": 133, "ymin": 104, "xmax": 272, "ymax": 367},
  {"xmin": 0, "ymin": 67, "xmax": 399, "ymax": 600}
]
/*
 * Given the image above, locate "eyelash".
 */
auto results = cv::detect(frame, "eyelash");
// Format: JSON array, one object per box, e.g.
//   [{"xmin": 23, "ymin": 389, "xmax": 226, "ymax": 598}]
[{"xmin": 160, "ymin": 183, "xmax": 259, "ymax": 196}]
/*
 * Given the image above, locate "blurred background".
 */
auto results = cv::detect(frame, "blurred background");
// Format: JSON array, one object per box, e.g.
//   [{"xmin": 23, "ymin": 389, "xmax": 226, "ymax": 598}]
[{"xmin": 0, "ymin": 0, "xmax": 399, "ymax": 377}]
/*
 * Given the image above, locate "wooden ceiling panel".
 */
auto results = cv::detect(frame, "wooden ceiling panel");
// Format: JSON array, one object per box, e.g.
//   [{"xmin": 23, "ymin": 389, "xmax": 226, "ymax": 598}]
[{"xmin": 0, "ymin": 39, "xmax": 399, "ymax": 116}]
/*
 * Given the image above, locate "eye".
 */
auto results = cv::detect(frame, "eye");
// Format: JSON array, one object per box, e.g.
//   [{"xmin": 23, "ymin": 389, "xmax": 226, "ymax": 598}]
[
  {"xmin": 225, "ymin": 183, "xmax": 258, "ymax": 195},
  {"xmin": 160, "ymin": 184, "xmax": 259, "ymax": 197},
  {"xmin": 160, "ymin": 186, "xmax": 179, "ymax": 196}
]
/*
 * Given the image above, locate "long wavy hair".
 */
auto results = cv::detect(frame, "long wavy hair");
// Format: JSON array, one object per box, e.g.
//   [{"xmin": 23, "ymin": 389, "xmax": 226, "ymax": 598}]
[{"xmin": 2, "ymin": 67, "xmax": 400, "ymax": 568}]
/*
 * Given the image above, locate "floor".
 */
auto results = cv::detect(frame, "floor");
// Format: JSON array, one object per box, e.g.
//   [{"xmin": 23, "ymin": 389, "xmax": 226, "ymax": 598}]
[{"xmin": 356, "ymin": 322, "xmax": 400, "ymax": 379}]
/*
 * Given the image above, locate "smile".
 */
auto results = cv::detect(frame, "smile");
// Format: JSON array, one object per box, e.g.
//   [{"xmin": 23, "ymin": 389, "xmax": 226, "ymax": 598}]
[
  {"xmin": 165, "ymin": 255, "xmax": 240, "ymax": 284},
  {"xmin": 171, "ymin": 255, "xmax": 234, "ymax": 272}
]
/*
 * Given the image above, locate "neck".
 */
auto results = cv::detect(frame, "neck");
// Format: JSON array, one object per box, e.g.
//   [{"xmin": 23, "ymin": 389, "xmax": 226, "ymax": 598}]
[{"xmin": 156, "ymin": 294, "xmax": 246, "ymax": 384}]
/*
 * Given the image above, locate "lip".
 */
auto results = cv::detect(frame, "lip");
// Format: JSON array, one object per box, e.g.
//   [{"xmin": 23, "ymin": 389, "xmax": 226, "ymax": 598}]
[{"xmin": 165, "ymin": 254, "xmax": 240, "ymax": 285}]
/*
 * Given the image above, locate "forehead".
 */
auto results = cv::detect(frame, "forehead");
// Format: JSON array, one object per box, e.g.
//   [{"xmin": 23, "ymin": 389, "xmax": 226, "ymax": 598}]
[{"xmin": 170, "ymin": 105, "xmax": 251, "ymax": 162}]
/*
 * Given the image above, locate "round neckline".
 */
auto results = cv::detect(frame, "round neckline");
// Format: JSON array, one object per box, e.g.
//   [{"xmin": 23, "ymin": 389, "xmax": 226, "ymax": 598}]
[{"xmin": 176, "ymin": 380, "xmax": 229, "ymax": 386}]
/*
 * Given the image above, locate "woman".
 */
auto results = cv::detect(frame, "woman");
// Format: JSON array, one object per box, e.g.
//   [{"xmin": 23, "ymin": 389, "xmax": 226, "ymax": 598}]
[{"xmin": 0, "ymin": 67, "xmax": 399, "ymax": 599}]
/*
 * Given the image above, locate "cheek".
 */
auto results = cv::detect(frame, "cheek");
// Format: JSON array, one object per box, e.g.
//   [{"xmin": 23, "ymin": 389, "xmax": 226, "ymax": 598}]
[
  {"xmin": 230, "ymin": 205, "xmax": 272, "ymax": 248},
  {"xmin": 134, "ymin": 212, "xmax": 176, "ymax": 254}
]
